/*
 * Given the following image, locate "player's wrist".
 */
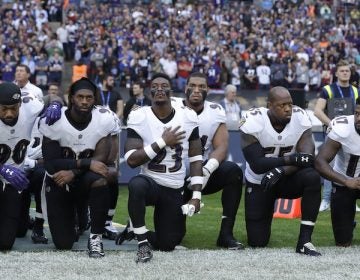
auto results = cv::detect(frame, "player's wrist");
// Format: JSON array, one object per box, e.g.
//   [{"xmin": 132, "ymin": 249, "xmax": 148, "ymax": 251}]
[
  {"xmin": 156, "ymin": 137, "xmax": 166, "ymax": 149},
  {"xmin": 192, "ymin": 190, "xmax": 202, "ymax": 201},
  {"xmin": 203, "ymin": 158, "xmax": 219, "ymax": 174}
]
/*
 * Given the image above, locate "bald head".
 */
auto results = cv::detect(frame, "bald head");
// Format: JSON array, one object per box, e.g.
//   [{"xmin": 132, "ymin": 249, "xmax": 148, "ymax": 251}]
[{"xmin": 268, "ymin": 86, "xmax": 291, "ymax": 103}]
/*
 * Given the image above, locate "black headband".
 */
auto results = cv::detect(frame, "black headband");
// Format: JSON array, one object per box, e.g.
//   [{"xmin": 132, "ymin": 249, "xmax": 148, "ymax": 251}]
[{"xmin": 71, "ymin": 78, "xmax": 97, "ymax": 95}]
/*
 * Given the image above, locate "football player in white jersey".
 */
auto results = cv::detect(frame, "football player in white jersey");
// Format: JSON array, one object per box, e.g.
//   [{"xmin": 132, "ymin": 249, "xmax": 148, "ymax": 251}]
[
  {"xmin": 240, "ymin": 86, "xmax": 322, "ymax": 256},
  {"xmin": 39, "ymin": 78, "xmax": 116, "ymax": 258},
  {"xmin": 0, "ymin": 82, "xmax": 43, "ymax": 250},
  {"xmin": 180, "ymin": 72, "xmax": 244, "ymax": 249},
  {"xmin": 315, "ymin": 98, "xmax": 360, "ymax": 246},
  {"xmin": 118, "ymin": 73, "xmax": 203, "ymax": 263}
]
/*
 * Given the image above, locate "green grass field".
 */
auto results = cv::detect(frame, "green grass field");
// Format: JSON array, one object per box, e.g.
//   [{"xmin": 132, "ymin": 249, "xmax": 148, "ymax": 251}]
[{"xmin": 113, "ymin": 186, "xmax": 360, "ymax": 249}]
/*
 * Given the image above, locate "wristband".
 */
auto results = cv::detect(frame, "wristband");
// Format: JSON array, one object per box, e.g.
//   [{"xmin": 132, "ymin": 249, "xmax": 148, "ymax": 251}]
[
  {"xmin": 189, "ymin": 155, "xmax": 203, "ymax": 163},
  {"xmin": 192, "ymin": 191, "xmax": 202, "ymax": 200},
  {"xmin": 156, "ymin": 138, "xmax": 166, "ymax": 149},
  {"xmin": 124, "ymin": 149, "xmax": 137, "ymax": 161},
  {"xmin": 191, "ymin": 176, "xmax": 203, "ymax": 186},
  {"xmin": 203, "ymin": 158, "xmax": 219, "ymax": 174},
  {"xmin": 79, "ymin": 158, "xmax": 92, "ymax": 170},
  {"xmin": 144, "ymin": 145, "xmax": 157, "ymax": 159}
]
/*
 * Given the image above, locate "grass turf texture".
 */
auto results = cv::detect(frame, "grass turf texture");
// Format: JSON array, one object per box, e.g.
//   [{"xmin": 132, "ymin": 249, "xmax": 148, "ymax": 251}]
[{"xmin": 113, "ymin": 186, "xmax": 360, "ymax": 249}]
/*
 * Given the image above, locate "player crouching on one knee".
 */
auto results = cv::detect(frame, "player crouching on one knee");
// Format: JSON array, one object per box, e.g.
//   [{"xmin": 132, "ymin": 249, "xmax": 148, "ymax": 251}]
[{"xmin": 240, "ymin": 86, "xmax": 322, "ymax": 256}]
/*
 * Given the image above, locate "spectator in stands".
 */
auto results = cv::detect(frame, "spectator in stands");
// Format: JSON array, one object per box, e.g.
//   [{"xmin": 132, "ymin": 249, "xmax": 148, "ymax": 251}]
[
  {"xmin": 308, "ymin": 62, "xmax": 321, "ymax": 91},
  {"xmin": 100, "ymin": 73, "xmax": 124, "ymax": 120},
  {"xmin": 123, "ymin": 81, "xmax": 151, "ymax": 126},
  {"xmin": 177, "ymin": 55, "xmax": 192, "ymax": 92},
  {"xmin": 56, "ymin": 23, "xmax": 69, "ymax": 61},
  {"xmin": 296, "ymin": 58, "xmax": 309, "ymax": 89},
  {"xmin": 256, "ymin": 58, "xmax": 271, "ymax": 90},
  {"xmin": 219, "ymin": 84, "xmax": 242, "ymax": 130},
  {"xmin": 320, "ymin": 62, "xmax": 332, "ymax": 87},
  {"xmin": 15, "ymin": 64, "xmax": 43, "ymax": 100},
  {"xmin": 1, "ymin": 53, "xmax": 16, "ymax": 82},
  {"xmin": 34, "ymin": 52, "xmax": 49, "ymax": 90},
  {"xmin": 270, "ymin": 57, "xmax": 286, "ymax": 87},
  {"xmin": 243, "ymin": 60, "xmax": 258, "ymax": 90},
  {"xmin": 206, "ymin": 58, "xmax": 221, "ymax": 89},
  {"xmin": 230, "ymin": 61, "xmax": 241, "ymax": 92},
  {"xmin": 48, "ymin": 50, "xmax": 63, "ymax": 85}
]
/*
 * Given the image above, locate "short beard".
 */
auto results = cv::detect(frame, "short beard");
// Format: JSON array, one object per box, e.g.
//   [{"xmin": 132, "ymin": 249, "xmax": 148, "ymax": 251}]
[
  {"xmin": 154, "ymin": 100, "xmax": 167, "ymax": 106},
  {"xmin": 1, "ymin": 117, "xmax": 18, "ymax": 126}
]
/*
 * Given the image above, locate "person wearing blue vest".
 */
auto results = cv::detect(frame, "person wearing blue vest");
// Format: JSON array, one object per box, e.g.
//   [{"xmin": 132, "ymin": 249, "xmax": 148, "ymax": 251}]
[{"xmin": 314, "ymin": 60, "xmax": 359, "ymax": 212}]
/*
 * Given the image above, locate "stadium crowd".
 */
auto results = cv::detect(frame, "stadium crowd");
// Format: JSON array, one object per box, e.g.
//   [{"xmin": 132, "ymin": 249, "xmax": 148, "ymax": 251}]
[
  {"xmin": 63, "ymin": 0, "xmax": 359, "ymax": 92},
  {"xmin": 1, "ymin": 0, "xmax": 360, "ymax": 264}
]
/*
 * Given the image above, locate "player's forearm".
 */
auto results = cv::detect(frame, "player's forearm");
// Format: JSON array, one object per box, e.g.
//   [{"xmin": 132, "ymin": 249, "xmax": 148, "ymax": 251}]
[
  {"xmin": 243, "ymin": 143, "xmax": 286, "ymax": 174},
  {"xmin": 125, "ymin": 139, "xmax": 166, "ymax": 168},
  {"xmin": 313, "ymin": 109, "xmax": 331, "ymax": 126},
  {"xmin": 208, "ymin": 145, "xmax": 227, "ymax": 164},
  {"xmin": 315, "ymin": 159, "xmax": 347, "ymax": 186}
]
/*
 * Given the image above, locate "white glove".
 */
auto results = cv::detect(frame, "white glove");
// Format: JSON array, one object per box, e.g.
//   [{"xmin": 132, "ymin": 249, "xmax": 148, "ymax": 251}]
[
  {"xmin": 181, "ymin": 204, "xmax": 195, "ymax": 217},
  {"xmin": 202, "ymin": 158, "xmax": 219, "ymax": 190},
  {"xmin": 27, "ymin": 138, "xmax": 42, "ymax": 160},
  {"xmin": 23, "ymin": 157, "xmax": 36, "ymax": 171},
  {"xmin": 181, "ymin": 202, "xmax": 204, "ymax": 217}
]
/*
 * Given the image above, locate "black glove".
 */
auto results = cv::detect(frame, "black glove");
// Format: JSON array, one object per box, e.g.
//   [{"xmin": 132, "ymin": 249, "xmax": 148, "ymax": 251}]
[
  {"xmin": 288, "ymin": 153, "xmax": 314, "ymax": 167},
  {"xmin": 261, "ymin": 167, "xmax": 285, "ymax": 191}
]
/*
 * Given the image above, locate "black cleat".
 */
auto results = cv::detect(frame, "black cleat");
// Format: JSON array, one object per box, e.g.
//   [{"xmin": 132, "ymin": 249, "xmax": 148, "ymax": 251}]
[
  {"xmin": 296, "ymin": 242, "xmax": 321, "ymax": 256},
  {"xmin": 136, "ymin": 242, "xmax": 153, "ymax": 263},
  {"xmin": 217, "ymin": 235, "xmax": 245, "ymax": 250},
  {"xmin": 103, "ymin": 221, "xmax": 119, "ymax": 240},
  {"xmin": 88, "ymin": 235, "xmax": 105, "ymax": 258},
  {"xmin": 115, "ymin": 222, "xmax": 135, "ymax": 245},
  {"xmin": 31, "ymin": 229, "xmax": 48, "ymax": 244}
]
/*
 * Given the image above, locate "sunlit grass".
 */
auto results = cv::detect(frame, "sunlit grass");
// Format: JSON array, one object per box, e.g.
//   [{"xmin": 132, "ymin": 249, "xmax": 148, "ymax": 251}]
[{"xmin": 114, "ymin": 186, "xmax": 360, "ymax": 249}]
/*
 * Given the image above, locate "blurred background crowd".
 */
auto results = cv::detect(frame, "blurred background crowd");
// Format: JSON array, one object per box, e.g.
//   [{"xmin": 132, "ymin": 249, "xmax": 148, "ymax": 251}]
[{"xmin": 0, "ymin": 0, "xmax": 359, "ymax": 94}]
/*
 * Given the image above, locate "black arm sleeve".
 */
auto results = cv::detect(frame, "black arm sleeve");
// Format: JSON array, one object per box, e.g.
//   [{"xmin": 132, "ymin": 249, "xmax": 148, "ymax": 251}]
[
  {"xmin": 42, "ymin": 136, "xmax": 77, "ymax": 174},
  {"xmin": 243, "ymin": 142, "xmax": 286, "ymax": 174}
]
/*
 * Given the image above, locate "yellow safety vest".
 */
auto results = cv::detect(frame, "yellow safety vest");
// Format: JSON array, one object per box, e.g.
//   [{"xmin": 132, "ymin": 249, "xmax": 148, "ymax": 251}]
[{"xmin": 324, "ymin": 84, "xmax": 358, "ymax": 100}]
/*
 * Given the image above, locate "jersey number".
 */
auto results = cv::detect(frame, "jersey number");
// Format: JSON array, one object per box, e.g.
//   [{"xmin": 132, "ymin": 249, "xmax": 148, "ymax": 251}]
[
  {"xmin": 0, "ymin": 139, "xmax": 30, "ymax": 164},
  {"xmin": 148, "ymin": 144, "xmax": 183, "ymax": 173},
  {"xmin": 263, "ymin": 146, "xmax": 293, "ymax": 157}
]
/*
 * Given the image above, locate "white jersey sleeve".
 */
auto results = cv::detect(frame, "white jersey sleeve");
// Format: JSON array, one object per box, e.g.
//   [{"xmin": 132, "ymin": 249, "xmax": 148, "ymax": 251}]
[
  {"xmin": 328, "ymin": 115, "xmax": 360, "ymax": 179},
  {"xmin": 198, "ymin": 101, "xmax": 226, "ymax": 160}
]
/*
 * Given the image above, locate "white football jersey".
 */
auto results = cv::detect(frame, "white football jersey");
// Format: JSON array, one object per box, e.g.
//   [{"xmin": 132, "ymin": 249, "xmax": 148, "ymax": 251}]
[
  {"xmin": 240, "ymin": 106, "xmax": 312, "ymax": 184},
  {"xmin": 39, "ymin": 106, "xmax": 116, "ymax": 159},
  {"xmin": 127, "ymin": 105, "xmax": 199, "ymax": 189},
  {"xmin": 0, "ymin": 95, "xmax": 43, "ymax": 168},
  {"xmin": 328, "ymin": 115, "xmax": 360, "ymax": 180},
  {"xmin": 171, "ymin": 98, "xmax": 226, "ymax": 160}
]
